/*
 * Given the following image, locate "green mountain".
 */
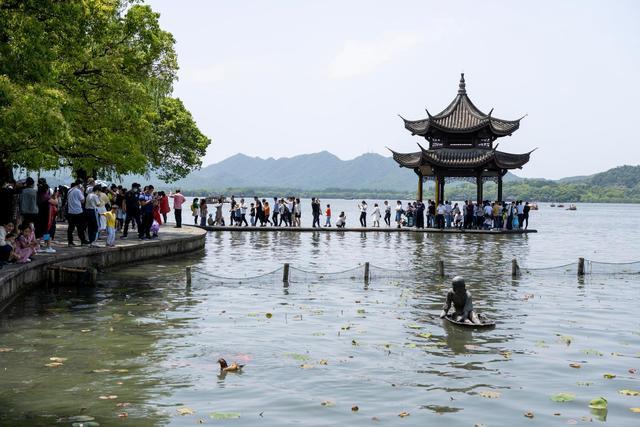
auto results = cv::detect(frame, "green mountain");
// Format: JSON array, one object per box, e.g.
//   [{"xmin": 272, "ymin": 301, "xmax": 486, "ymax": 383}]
[{"xmin": 16, "ymin": 154, "xmax": 640, "ymax": 202}]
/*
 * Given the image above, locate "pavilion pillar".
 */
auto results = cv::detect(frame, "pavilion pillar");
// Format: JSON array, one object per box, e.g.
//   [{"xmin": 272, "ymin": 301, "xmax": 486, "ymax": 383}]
[
  {"xmin": 476, "ymin": 174, "xmax": 483, "ymax": 205},
  {"xmin": 434, "ymin": 175, "xmax": 440, "ymax": 204},
  {"xmin": 497, "ymin": 175, "xmax": 503, "ymax": 202},
  {"xmin": 440, "ymin": 177, "xmax": 445, "ymax": 204},
  {"xmin": 417, "ymin": 173, "xmax": 423, "ymax": 201}
]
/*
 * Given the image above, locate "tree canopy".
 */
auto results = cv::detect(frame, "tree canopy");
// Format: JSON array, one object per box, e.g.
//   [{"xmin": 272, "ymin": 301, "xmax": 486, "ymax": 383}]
[{"xmin": 0, "ymin": 0, "xmax": 210, "ymax": 182}]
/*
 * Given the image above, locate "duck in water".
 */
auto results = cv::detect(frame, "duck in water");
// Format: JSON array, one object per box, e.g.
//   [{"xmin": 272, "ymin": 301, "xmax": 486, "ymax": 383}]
[
  {"xmin": 439, "ymin": 276, "xmax": 481, "ymax": 325},
  {"xmin": 218, "ymin": 358, "xmax": 244, "ymax": 372}
]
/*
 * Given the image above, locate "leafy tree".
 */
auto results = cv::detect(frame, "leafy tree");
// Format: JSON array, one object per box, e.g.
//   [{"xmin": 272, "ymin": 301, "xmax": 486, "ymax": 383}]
[{"xmin": 0, "ymin": 0, "xmax": 210, "ymax": 182}]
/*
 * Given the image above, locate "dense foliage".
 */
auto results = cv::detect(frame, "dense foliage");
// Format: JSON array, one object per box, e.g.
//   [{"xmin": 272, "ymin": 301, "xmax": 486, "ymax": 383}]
[{"xmin": 0, "ymin": 0, "xmax": 210, "ymax": 182}]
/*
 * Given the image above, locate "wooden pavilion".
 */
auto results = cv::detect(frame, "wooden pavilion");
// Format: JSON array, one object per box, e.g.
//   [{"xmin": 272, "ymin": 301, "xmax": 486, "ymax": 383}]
[{"xmin": 389, "ymin": 74, "xmax": 534, "ymax": 203}]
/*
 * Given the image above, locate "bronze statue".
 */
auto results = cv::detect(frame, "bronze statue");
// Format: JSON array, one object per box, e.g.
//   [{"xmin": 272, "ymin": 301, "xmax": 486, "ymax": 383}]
[{"xmin": 440, "ymin": 276, "xmax": 481, "ymax": 324}]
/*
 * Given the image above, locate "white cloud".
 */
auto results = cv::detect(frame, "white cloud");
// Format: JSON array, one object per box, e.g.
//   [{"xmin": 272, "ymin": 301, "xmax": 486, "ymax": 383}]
[{"xmin": 328, "ymin": 32, "xmax": 422, "ymax": 79}]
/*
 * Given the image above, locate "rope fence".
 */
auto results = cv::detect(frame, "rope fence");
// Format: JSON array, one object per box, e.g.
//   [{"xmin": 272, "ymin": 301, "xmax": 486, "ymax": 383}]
[{"xmin": 185, "ymin": 258, "xmax": 640, "ymax": 285}]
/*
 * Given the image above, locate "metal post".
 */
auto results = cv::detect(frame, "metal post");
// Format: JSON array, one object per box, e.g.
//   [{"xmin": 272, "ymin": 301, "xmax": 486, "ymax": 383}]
[
  {"xmin": 577, "ymin": 258, "xmax": 585, "ymax": 276},
  {"xmin": 283, "ymin": 263, "xmax": 290, "ymax": 283},
  {"xmin": 364, "ymin": 262, "xmax": 370, "ymax": 283},
  {"xmin": 511, "ymin": 258, "xmax": 520, "ymax": 278},
  {"xmin": 437, "ymin": 260, "xmax": 444, "ymax": 277},
  {"xmin": 186, "ymin": 266, "xmax": 192, "ymax": 285}
]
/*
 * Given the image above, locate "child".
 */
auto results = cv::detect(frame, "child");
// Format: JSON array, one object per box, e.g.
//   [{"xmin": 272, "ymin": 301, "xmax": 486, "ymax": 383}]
[
  {"xmin": 336, "ymin": 211, "xmax": 346, "ymax": 228},
  {"xmin": 250, "ymin": 203, "xmax": 256, "ymax": 226},
  {"xmin": 15, "ymin": 223, "xmax": 37, "ymax": 263},
  {"xmin": 207, "ymin": 213, "xmax": 215, "ymax": 226},
  {"xmin": 101, "ymin": 205, "xmax": 118, "ymax": 247},
  {"xmin": 324, "ymin": 204, "xmax": 331, "ymax": 227},
  {"xmin": 151, "ymin": 220, "xmax": 160, "ymax": 239}
]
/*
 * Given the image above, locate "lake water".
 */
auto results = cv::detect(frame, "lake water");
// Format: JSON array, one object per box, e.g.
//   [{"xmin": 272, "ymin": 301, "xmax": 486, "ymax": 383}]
[{"xmin": 1, "ymin": 203, "xmax": 639, "ymax": 426}]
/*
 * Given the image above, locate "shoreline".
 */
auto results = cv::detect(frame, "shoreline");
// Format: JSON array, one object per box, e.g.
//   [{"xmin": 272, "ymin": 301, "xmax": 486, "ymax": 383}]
[
  {"xmin": 197, "ymin": 225, "xmax": 537, "ymax": 234},
  {"xmin": 0, "ymin": 225, "xmax": 206, "ymax": 313}
]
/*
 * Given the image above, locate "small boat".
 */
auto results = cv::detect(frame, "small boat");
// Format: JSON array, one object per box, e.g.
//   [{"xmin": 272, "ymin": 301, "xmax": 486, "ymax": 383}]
[
  {"xmin": 550, "ymin": 203, "xmax": 556, "ymax": 207},
  {"xmin": 566, "ymin": 204, "xmax": 577, "ymax": 211},
  {"xmin": 557, "ymin": 204, "xmax": 565, "ymax": 208},
  {"xmin": 443, "ymin": 314, "xmax": 495, "ymax": 329}
]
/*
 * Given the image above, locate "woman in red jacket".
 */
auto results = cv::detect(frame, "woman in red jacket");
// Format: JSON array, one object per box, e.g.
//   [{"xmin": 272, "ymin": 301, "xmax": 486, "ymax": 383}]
[{"xmin": 158, "ymin": 191, "xmax": 171, "ymax": 224}]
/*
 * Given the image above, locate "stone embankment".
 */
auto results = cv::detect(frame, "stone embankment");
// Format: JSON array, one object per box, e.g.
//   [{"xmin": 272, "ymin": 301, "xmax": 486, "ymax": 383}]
[{"xmin": 0, "ymin": 226, "xmax": 206, "ymax": 312}]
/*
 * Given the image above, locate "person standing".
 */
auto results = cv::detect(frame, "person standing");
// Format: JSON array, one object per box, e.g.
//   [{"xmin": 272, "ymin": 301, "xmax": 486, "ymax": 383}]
[
  {"xmin": 324, "ymin": 204, "xmax": 332, "ymax": 227},
  {"xmin": 85, "ymin": 185, "xmax": 103, "ymax": 246},
  {"xmin": 445, "ymin": 201, "xmax": 453, "ymax": 229},
  {"xmin": 159, "ymin": 191, "xmax": 170, "ymax": 224},
  {"xmin": 271, "ymin": 197, "xmax": 279, "ymax": 226},
  {"xmin": 229, "ymin": 195, "xmax": 236, "ymax": 227},
  {"xmin": 415, "ymin": 200, "xmax": 425, "ymax": 229},
  {"xmin": 239, "ymin": 198, "xmax": 248, "ymax": 226},
  {"xmin": 517, "ymin": 201, "xmax": 525, "ymax": 230},
  {"xmin": 199, "ymin": 199, "xmax": 208, "ymax": 227},
  {"xmin": 294, "ymin": 198, "xmax": 302, "ymax": 227},
  {"xmin": 215, "ymin": 198, "xmax": 225, "ymax": 226},
  {"xmin": 122, "ymin": 184, "xmax": 142, "ymax": 238},
  {"xmin": 42, "ymin": 187, "xmax": 59, "ymax": 253},
  {"xmin": 169, "ymin": 190, "xmax": 186, "ymax": 228},
  {"xmin": 395, "ymin": 201, "xmax": 403, "ymax": 228},
  {"xmin": 254, "ymin": 197, "xmax": 263, "ymax": 226},
  {"xmin": 358, "ymin": 200, "xmax": 368, "ymax": 227},
  {"xmin": 371, "ymin": 203, "xmax": 381, "ymax": 227},
  {"xmin": 436, "ymin": 202, "xmax": 446, "ymax": 229},
  {"xmin": 263, "ymin": 200, "xmax": 271, "ymax": 226},
  {"xmin": 66, "ymin": 180, "xmax": 88, "ymax": 245},
  {"xmin": 138, "ymin": 186, "xmax": 154, "ymax": 239},
  {"xmin": 311, "ymin": 197, "xmax": 321, "ymax": 228},
  {"xmin": 19, "ymin": 177, "xmax": 38, "ymax": 229},
  {"xmin": 101, "ymin": 205, "xmax": 118, "ymax": 247},
  {"xmin": 523, "ymin": 202, "xmax": 531, "ymax": 229},
  {"xmin": 383, "ymin": 201, "xmax": 391, "ymax": 226},
  {"xmin": 191, "ymin": 198, "xmax": 200, "ymax": 225}
]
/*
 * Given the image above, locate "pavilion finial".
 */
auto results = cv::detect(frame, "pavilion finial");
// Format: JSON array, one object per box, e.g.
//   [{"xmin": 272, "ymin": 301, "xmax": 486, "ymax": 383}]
[{"xmin": 458, "ymin": 73, "xmax": 466, "ymax": 95}]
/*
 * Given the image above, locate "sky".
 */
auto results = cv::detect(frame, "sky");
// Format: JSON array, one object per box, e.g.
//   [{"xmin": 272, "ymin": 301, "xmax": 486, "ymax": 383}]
[{"xmin": 146, "ymin": 0, "xmax": 640, "ymax": 179}]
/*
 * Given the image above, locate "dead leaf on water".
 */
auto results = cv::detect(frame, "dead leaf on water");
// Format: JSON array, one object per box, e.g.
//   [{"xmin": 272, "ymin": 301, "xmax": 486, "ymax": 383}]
[
  {"xmin": 569, "ymin": 363, "xmax": 581, "ymax": 368},
  {"xmin": 45, "ymin": 362, "xmax": 63, "ymax": 368},
  {"xmin": 0, "ymin": 348, "xmax": 14, "ymax": 352},
  {"xmin": 501, "ymin": 351, "xmax": 512, "ymax": 359},
  {"xmin": 116, "ymin": 402, "xmax": 130, "ymax": 407},
  {"xmin": 417, "ymin": 333, "xmax": 432, "ymax": 339},
  {"xmin": 398, "ymin": 412, "xmax": 410, "ymax": 417},
  {"xmin": 320, "ymin": 400, "xmax": 335, "ymax": 407},
  {"xmin": 629, "ymin": 407, "xmax": 640, "ymax": 413},
  {"xmin": 265, "ymin": 312, "xmax": 273, "ymax": 319},
  {"xmin": 177, "ymin": 407, "xmax": 195, "ymax": 415},
  {"xmin": 81, "ymin": 329, "xmax": 91, "ymax": 333},
  {"xmin": 479, "ymin": 391, "xmax": 501, "ymax": 399},
  {"xmin": 603, "ymin": 373, "xmax": 616, "ymax": 379},
  {"xmin": 629, "ymin": 368, "xmax": 637, "ymax": 374},
  {"xmin": 619, "ymin": 389, "xmax": 640, "ymax": 396},
  {"xmin": 92, "ymin": 369, "xmax": 111, "ymax": 373},
  {"xmin": 524, "ymin": 411, "xmax": 534, "ymax": 418},
  {"xmin": 407, "ymin": 324, "xmax": 422, "ymax": 329},
  {"xmin": 98, "ymin": 395, "xmax": 118, "ymax": 400},
  {"xmin": 319, "ymin": 359, "xmax": 328, "ymax": 365},
  {"xmin": 118, "ymin": 412, "xmax": 128, "ymax": 418},
  {"xmin": 351, "ymin": 405, "xmax": 359, "ymax": 412},
  {"xmin": 300, "ymin": 364, "xmax": 314, "ymax": 369},
  {"xmin": 556, "ymin": 335, "xmax": 572, "ymax": 345}
]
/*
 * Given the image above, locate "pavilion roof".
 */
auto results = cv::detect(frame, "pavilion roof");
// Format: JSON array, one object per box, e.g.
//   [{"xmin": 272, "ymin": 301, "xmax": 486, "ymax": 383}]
[
  {"xmin": 401, "ymin": 74, "xmax": 522, "ymax": 137},
  {"xmin": 389, "ymin": 146, "xmax": 534, "ymax": 171}
]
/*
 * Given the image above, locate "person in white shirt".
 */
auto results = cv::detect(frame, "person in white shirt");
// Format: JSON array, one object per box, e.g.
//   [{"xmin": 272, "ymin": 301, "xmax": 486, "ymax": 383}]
[
  {"xmin": 395, "ymin": 201, "xmax": 403, "ymax": 229},
  {"xmin": 358, "ymin": 200, "xmax": 368, "ymax": 227},
  {"xmin": 371, "ymin": 203, "xmax": 381, "ymax": 227},
  {"xmin": 66, "ymin": 180, "xmax": 89, "ymax": 246},
  {"xmin": 336, "ymin": 211, "xmax": 346, "ymax": 228}
]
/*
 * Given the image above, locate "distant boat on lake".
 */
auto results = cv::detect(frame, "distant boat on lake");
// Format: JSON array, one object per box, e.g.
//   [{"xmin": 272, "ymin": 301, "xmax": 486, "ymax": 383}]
[{"xmin": 567, "ymin": 204, "xmax": 577, "ymax": 211}]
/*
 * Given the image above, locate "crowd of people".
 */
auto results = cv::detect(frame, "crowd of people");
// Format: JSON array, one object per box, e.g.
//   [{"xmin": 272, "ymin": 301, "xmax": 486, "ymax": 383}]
[
  {"xmin": 0, "ymin": 177, "xmax": 184, "ymax": 267},
  {"xmin": 194, "ymin": 196, "xmax": 532, "ymax": 231}
]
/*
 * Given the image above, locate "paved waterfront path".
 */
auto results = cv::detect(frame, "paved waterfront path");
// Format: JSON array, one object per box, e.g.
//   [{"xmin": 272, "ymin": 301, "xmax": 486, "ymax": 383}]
[
  {"xmin": 0, "ymin": 225, "xmax": 206, "ymax": 311},
  {"xmin": 198, "ymin": 225, "xmax": 536, "ymax": 234}
]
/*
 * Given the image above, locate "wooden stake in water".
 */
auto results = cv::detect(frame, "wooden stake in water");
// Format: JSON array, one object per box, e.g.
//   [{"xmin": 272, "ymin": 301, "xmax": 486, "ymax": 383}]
[
  {"xmin": 186, "ymin": 266, "xmax": 192, "ymax": 285},
  {"xmin": 364, "ymin": 262, "xmax": 370, "ymax": 283},
  {"xmin": 577, "ymin": 257, "xmax": 585, "ymax": 276},
  {"xmin": 437, "ymin": 260, "xmax": 444, "ymax": 277},
  {"xmin": 511, "ymin": 258, "xmax": 520, "ymax": 278},
  {"xmin": 283, "ymin": 263, "xmax": 290, "ymax": 283}
]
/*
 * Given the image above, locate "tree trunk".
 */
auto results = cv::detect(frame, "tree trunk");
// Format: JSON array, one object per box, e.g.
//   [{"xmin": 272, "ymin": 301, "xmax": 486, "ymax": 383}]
[{"xmin": 0, "ymin": 159, "xmax": 15, "ymax": 184}]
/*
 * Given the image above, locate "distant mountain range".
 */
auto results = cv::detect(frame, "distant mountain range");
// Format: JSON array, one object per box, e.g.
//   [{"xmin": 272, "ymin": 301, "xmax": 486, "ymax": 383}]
[{"xmin": 16, "ymin": 152, "xmax": 640, "ymax": 202}]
